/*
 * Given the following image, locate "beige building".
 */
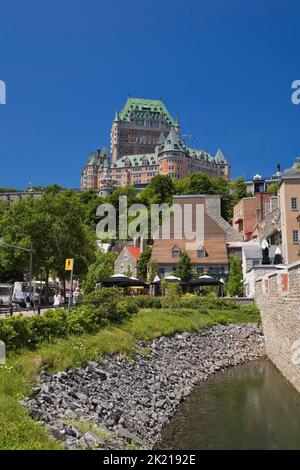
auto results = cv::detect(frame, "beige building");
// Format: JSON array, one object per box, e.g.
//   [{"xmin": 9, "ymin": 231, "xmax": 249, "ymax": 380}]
[
  {"xmin": 151, "ymin": 194, "xmax": 242, "ymax": 279},
  {"xmin": 279, "ymin": 158, "xmax": 300, "ymax": 264}
]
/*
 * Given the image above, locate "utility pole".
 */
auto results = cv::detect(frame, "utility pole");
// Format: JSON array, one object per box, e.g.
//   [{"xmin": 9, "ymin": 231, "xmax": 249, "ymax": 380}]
[
  {"xmin": 65, "ymin": 258, "xmax": 74, "ymax": 315},
  {"xmin": 29, "ymin": 242, "xmax": 33, "ymax": 294}
]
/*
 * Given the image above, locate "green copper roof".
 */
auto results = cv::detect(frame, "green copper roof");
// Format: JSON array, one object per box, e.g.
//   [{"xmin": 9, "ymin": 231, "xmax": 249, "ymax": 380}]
[
  {"xmin": 161, "ymin": 128, "xmax": 185, "ymax": 153},
  {"xmin": 113, "ymin": 153, "xmax": 158, "ymax": 168},
  {"xmin": 118, "ymin": 97, "xmax": 174, "ymax": 124},
  {"xmin": 215, "ymin": 148, "xmax": 227, "ymax": 164},
  {"xmin": 86, "ymin": 148, "xmax": 109, "ymax": 166},
  {"xmin": 157, "ymin": 132, "xmax": 166, "ymax": 145},
  {"xmin": 100, "ymin": 147, "xmax": 110, "ymax": 158},
  {"xmin": 86, "ymin": 152, "xmax": 98, "ymax": 165}
]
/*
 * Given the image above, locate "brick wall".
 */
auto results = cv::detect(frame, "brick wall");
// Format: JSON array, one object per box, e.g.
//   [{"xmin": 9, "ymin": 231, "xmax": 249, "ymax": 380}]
[{"xmin": 255, "ymin": 262, "xmax": 300, "ymax": 392}]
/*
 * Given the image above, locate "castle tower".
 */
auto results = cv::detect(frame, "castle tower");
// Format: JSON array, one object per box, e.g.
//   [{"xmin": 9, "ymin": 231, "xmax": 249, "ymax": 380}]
[
  {"xmin": 110, "ymin": 97, "xmax": 175, "ymax": 163},
  {"xmin": 97, "ymin": 147, "xmax": 114, "ymax": 196},
  {"xmin": 158, "ymin": 127, "xmax": 187, "ymax": 179}
]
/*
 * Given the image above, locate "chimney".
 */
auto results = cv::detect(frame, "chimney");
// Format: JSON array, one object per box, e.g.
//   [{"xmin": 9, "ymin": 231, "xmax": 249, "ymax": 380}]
[{"xmin": 97, "ymin": 148, "xmax": 101, "ymax": 159}]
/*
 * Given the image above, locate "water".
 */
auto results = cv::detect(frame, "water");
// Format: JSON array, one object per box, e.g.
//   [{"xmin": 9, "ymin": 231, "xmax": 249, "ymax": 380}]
[{"xmin": 157, "ymin": 359, "xmax": 300, "ymax": 450}]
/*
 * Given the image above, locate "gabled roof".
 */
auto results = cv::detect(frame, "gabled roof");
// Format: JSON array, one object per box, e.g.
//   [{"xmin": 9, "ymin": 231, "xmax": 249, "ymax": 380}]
[
  {"xmin": 112, "ymin": 153, "xmax": 157, "ymax": 168},
  {"xmin": 126, "ymin": 246, "xmax": 141, "ymax": 261},
  {"xmin": 118, "ymin": 97, "xmax": 174, "ymax": 125},
  {"xmin": 187, "ymin": 147, "xmax": 215, "ymax": 162}
]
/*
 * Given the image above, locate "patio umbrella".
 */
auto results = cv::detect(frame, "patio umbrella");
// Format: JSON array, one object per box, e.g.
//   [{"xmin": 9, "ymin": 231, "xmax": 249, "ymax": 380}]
[
  {"xmin": 101, "ymin": 274, "xmax": 148, "ymax": 288},
  {"xmin": 164, "ymin": 275, "xmax": 181, "ymax": 282}
]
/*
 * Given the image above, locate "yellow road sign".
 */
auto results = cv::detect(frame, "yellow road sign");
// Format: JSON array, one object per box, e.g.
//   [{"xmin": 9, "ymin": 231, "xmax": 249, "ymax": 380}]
[{"xmin": 65, "ymin": 258, "xmax": 74, "ymax": 271}]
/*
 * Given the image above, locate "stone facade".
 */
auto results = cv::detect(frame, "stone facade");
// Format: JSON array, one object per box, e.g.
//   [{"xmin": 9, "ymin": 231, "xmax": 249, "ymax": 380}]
[
  {"xmin": 255, "ymin": 261, "xmax": 300, "ymax": 393},
  {"xmin": 0, "ymin": 190, "xmax": 43, "ymax": 204},
  {"xmin": 114, "ymin": 246, "xmax": 141, "ymax": 277}
]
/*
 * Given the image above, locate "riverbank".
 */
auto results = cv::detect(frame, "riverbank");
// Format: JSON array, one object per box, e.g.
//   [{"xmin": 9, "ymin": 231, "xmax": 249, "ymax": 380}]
[
  {"xmin": 0, "ymin": 304, "xmax": 261, "ymax": 450},
  {"xmin": 23, "ymin": 322, "xmax": 265, "ymax": 450}
]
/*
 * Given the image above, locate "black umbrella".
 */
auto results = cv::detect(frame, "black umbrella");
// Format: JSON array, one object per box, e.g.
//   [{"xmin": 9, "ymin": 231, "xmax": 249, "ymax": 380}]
[{"xmin": 101, "ymin": 274, "xmax": 148, "ymax": 288}]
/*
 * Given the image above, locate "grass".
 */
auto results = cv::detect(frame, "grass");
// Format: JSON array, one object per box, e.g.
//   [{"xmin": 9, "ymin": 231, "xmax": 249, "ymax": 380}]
[
  {"xmin": 66, "ymin": 419, "xmax": 110, "ymax": 448},
  {"xmin": 0, "ymin": 305, "xmax": 260, "ymax": 450}
]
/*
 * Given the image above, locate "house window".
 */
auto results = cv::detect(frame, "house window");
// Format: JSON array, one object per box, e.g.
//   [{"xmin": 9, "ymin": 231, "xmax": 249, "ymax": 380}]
[
  {"xmin": 292, "ymin": 230, "xmax": 299, "ymax": 244},
  {"xmin": 291, "ymin": 197, "xmax": 298, "ymax": 212},
  {"xmin": 197, "ymin": 247, "xmax": 206, "ymax": 258},
  {"xmin": 171, "ymin": 246, "xmax": 181, "ymax": 258}
]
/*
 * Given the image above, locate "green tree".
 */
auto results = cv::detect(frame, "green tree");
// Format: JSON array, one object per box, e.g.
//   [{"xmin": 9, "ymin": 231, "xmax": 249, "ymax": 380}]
[
  {"xmin": 173, "ymin": 177, "xmax": 190, "ymax": 195},
  {"xmin": 140, "ymin": 175, "xmax": 175, "ymax": 205},
  {"xmin": 83, "ymin": 250, "xmax": 117, "ymax": 293},
  {"xmin": 0, "ymin": 188, "xmax": 18, "ymax": 193},
  {"xmin": 137, "ymin": 246, "xmax": 152, "ymax": 280},
  {"xmin": 175, "ymin": 251, "xmax": 193, "ymax": 282},
  {"xmin": 109, "ymin": 185, "xmax": 138, "ymax": 208},
  {"xmin": 0, "ymin": 191, "xmax": 96, "ymax": 295},
  {"xmin": 230, "ymin": 177, "xmax": 249, "ymax": 205},
  {"xmin": 186, "ymin": 173, "xmax": 214, "ymax": 195},
  {"xmin": 267, "ymin": 182, "xmax": 280, "ymax": 196},
  {"xmin": 227, "ymin": 255, "xmax": 244, "ymax": 297},
  {"xmin": 147, "ymin": 259, "xmax": 158, "ymax": 283},
  {"xmin": 211, "ymin": 177, "xmax": 231, "ymax": 220},
  {"xmin": 161, "ymin": 281, "xmax": 182, "ymax": 308}
]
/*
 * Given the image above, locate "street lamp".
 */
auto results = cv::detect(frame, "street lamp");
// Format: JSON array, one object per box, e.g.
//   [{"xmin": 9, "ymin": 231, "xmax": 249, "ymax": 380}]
[{"xmin": 0, "ymin": 239, "xmax": 33, "ymax": 292}]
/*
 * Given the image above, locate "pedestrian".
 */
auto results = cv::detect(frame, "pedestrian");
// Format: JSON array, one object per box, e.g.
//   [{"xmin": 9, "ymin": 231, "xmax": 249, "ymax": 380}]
[
  {"xmin": 33, "ymin": 291, "xmax": 40, "ymax": 314},
  {"xmin": 53, "ymin": 291, "xmax": 62, "ymax": 308},
  {"xmin": 25, "ymin": 293, "xmax": 31, "ymax": 310},
  {"xmin": 73, "ymin": 287, "xmax": 83, "ymax": 307}
]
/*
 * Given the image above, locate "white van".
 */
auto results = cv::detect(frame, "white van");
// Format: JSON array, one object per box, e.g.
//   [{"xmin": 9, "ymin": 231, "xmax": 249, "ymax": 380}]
[
  {"xmin": 13, "ymin": 281, "xmax": 55, "ymax": 307},
  {"xmin": 0, "ymin": 283, "xmax": 13, "ymax": 308}
]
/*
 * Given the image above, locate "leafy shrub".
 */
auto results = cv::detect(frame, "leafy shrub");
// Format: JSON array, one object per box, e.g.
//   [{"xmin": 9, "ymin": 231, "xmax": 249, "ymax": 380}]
[
  {"xmin": 83, "ymin": 288, "xmax": 121, "ymax": 309},
  {"xmin": 178, "ymin": 294, "xmax": 240, "ymax": 310},
  {"xmin": 161, "ymin": 282, "xmax": 182, "ymax": 309},
  {"xmin": 133, "ymin": 295, "xmax": 162, "ymax": 309},
  {"xmin": 0, "ymin": 289, "xmax": 138, "ymax": 351},
  {"xmin": 83, "ymin": 288, "xmax": 137, "ymax": 323},
  {"xmin": 112, "ymin": 299, "xmax": 139, "ymax": 323}
]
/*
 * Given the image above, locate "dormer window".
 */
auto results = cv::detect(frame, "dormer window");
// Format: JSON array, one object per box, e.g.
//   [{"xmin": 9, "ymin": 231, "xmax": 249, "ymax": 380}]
[
  {"xmin": 172, "ymin": 245, "xmax": 181, "ymax": 258},
  {"xmin": 197, "ymin": 246, "xmax": 206, "ymax": 258}
]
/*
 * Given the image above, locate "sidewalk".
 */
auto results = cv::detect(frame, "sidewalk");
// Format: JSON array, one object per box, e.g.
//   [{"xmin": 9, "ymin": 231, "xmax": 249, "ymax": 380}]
[{"xmin": 0, "ymin": 305, "xmax": 56, "ymax": 319}]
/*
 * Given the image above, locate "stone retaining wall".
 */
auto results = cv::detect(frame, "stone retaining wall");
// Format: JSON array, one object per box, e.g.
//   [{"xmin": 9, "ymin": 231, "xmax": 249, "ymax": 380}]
[
  {"xmin": 23, "ymin": 323, "xmax": 264, "ymax": 450},
  {"xmin": 255, "ymin": 261, "xmax": 300, "ymax": 392}
]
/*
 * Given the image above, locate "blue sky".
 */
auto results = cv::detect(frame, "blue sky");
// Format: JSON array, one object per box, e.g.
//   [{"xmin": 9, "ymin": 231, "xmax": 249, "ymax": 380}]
[{"xmin": 0, "ymin": 0, "xmax": 300, "ymax": 189}]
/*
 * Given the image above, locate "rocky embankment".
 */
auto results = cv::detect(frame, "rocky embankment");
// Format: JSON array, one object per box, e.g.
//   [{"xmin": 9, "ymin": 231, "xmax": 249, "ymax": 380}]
[{"xmin": 23, "ymin": 323, "xmax": 265, "ymax": 449}]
